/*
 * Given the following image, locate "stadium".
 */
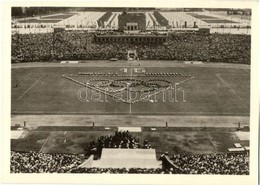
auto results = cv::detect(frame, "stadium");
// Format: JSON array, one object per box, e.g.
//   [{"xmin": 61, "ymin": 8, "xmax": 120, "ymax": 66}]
[{"xmin": 11, "ymin": 7, "xmax": 250, "ymax": 174}]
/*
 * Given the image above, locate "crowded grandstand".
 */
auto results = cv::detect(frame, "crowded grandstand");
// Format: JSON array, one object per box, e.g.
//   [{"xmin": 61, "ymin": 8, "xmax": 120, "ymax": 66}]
[
  {"xmin": 12, "ymin": 31, "xmax": 250, "ymax": 63},
  {"xmin": 11, "ymin": 7, "xmax": 251, "ymax": 64}
]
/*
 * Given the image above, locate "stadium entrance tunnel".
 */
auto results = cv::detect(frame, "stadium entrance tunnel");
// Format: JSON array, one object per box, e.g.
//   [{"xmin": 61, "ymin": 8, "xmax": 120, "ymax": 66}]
[{"xmin": 127, "ymin": 50, "xmax": 137, "ymax": 60}]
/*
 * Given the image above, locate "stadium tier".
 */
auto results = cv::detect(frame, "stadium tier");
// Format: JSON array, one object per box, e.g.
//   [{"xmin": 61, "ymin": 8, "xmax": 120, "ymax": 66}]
[
  {"xmin": 10, "ymin": 150, "xmax": 249, "ymax": 174},
  {"xmin": 11, "ymin": 31, "xmax": 251, "ymax": 64},
  {"xmin": 12, "ymin": 9, "xmax": 251, "ymax": 34},
  {"xmin": 97, "ymin": 11, "xmax": 113, "ymax": 28},
  {"xmin": 10, "ymin": 9, "xmax": 251, "ymax": 63}
]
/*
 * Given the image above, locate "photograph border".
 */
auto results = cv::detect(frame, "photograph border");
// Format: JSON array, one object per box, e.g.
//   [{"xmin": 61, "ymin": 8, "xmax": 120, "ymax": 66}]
[{"xmin": 1, "ymin": 0, "xmax": 259, "ymax": 184}]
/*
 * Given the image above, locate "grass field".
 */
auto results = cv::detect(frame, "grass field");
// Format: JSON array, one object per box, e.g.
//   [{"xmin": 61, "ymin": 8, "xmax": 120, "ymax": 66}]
[
  {"xmin": 10, "ymin": 63, "xmax": 250, "ymax": 157},
  {"xmin": 11, "ymin": 66, "xmax": 250, "ymax": 115}
]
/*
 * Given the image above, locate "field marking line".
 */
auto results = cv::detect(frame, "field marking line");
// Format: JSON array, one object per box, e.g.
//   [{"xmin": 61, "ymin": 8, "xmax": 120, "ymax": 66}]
[
  {"xmin": 129, "ymin": 65, "xmax": 132, "ymax": 114},
  {"xmin": 11, "ymin": 61, "xmax": 251, "ymax": 70},
  {"xmin": 176, "ymin": 76, "xmax": 195, "ymax": 84},
  {"xmin": 209, "ymin": 136, "xmax": 218, "ymax": 153},
  {"xmin": 17, "ymin": 73, "xmax": 46, "ymax": 101},
  {"xmin": 39, "ymin": 137, "xmax": 49, "ymax": 153},
  {"xmin": 216, "ymin": 73, "xmax": 244, "ymax": 102},
  {"xmin": 11, "ymin": 110, "xmax": 250, "ymax": 116}
]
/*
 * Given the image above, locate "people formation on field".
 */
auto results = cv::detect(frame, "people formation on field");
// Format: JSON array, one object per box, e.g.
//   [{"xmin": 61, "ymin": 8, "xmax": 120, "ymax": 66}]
[
  {"xmin": 11, "ymin": 31, "xmax": 250, "ymax": 64},
  {"xmin": 85, "ymin": 130, "xmax": 151, "ymax": 157},
  {"xmin": 11, "ymin": 131, "xmax": 249, "ymax": 174}
]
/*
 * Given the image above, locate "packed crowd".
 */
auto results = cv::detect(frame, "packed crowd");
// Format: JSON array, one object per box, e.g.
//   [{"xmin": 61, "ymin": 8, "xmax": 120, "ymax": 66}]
[
  {"xmin": 11, "ymin": 31, "xmax": 251, "ymax": 64},
  {"xmin": 10, "ymin": 151, "xmax": 84, "ymax": 173},
  {"xmin": 12, "ymin": 33, "xmax": 53, "ymax": 63},
  {"xmin": 11, "ymin": 150, "xmax": 249, "ymax": 174},
  {"xmin": 170, "ymin": 153, "xmax": 249, "ymax": 175},
  {"xmin": 72, "ymin": 153, "xmax": 249, "ymax": 174},
  {"xmin": 85, "ymin": 130, "xmax": 151, "ymax": 157}
]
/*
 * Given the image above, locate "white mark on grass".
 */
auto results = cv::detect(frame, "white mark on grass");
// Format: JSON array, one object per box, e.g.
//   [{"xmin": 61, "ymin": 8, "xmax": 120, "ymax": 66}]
[
  {"xmin": 129, "ymin": 66, "xmax": 132, "ymax": 114},
  {"xmin": 216, "ymin": 73, "xmax": 243, "ymax": 101},
  {"xmin": 209, "ymin": 136, "xmax": 218, "ymax": 153},
  {"xmin": 39, "ymin": 137, "xmax": 49, "ymax": 153},
  {"xmin": 17, "ymin": 73, "xmax": 46, "ymax": 101}
]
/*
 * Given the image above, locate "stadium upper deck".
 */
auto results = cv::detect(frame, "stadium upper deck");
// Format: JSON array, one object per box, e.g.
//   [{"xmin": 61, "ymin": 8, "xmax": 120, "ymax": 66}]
[{"xmin": 12, "ymin": 9, "xmax": 251, "ymax": 35}]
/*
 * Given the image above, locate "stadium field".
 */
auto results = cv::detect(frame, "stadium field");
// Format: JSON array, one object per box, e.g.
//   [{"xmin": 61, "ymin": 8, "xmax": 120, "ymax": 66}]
[{"xmin": 11, "ymin": 64, "xmax": 250, "ymax": 116}]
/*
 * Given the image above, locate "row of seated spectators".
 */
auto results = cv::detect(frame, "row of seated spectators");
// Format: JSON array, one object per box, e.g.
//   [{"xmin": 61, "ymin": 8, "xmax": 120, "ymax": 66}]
[
  {"xmin": 11, "ymin": 31, "xmax": 251, "ymax": 64},
  {"xmin": 11, "ymin": 150, "xmax": 249, "ymax": 174},
  {"xmin": 71, "ymin": 151, "xmax": 250, "ymax": 175},
  {"xmin": 85, "ymin": 130, "xmax": 151, "ymax": 158},
  {"xmin": 11, "ymin": 151, "xmax": 84, "ymax": 173},
  {"xmin": 169, "ymin": 153, "xmax": 249, "ymax": 175}
]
